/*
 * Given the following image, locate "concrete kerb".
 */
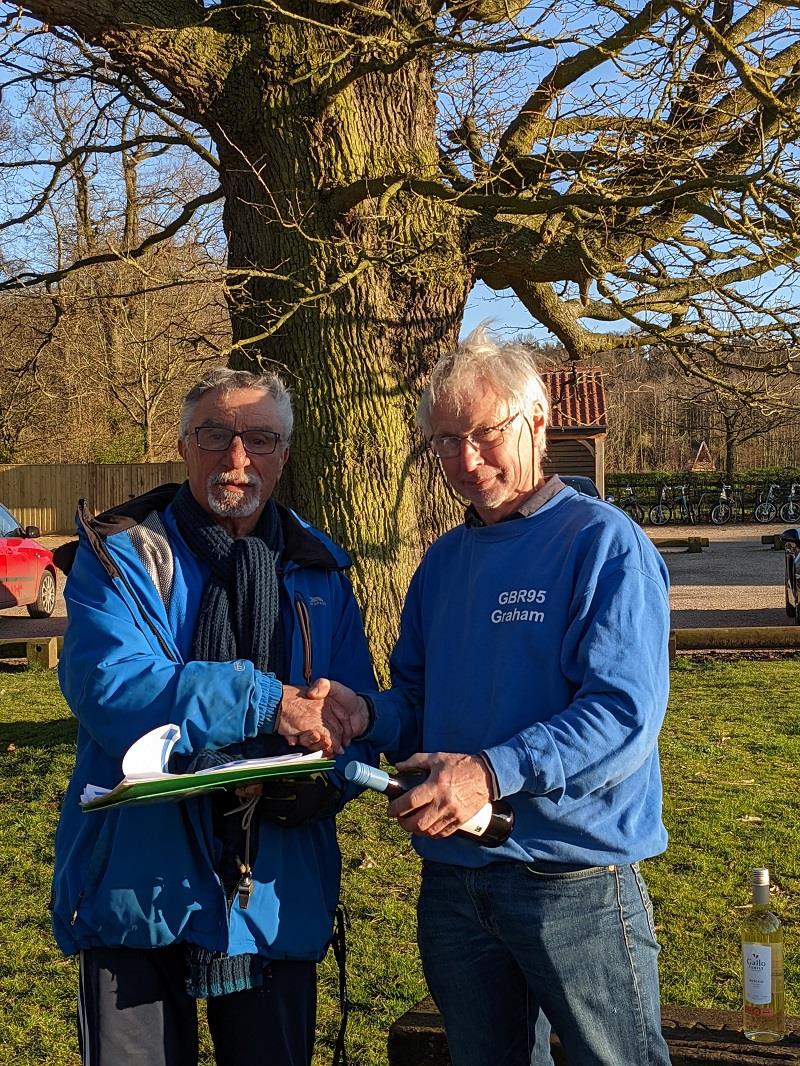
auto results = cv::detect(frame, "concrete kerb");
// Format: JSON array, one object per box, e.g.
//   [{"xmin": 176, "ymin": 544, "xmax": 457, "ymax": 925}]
[{"xmin": 669, "ymin": 626, "xmax": 800, "ymax": 661}]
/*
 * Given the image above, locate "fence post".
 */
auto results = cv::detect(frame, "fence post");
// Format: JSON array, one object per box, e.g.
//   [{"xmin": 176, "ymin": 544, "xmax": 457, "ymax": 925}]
[{"xmin": 26, "ymin": 637, "xmax": 59, "ymax": 669}]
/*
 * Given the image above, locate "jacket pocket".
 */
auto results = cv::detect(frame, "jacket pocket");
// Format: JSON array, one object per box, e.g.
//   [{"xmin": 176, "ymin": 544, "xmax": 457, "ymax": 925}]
[{"xmin": 69, "ymin": 812, "xmax": 118, "ymax": 925}]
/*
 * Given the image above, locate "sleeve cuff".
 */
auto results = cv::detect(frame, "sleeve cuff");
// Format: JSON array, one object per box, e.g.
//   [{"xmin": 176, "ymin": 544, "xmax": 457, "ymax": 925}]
[
  {"xmin": 354, "ymin": 693, "xmax": 376, "ymax": 740},
  {"xmin": 477, "ymin": 751, "xmax": 501, "ymax": 800},
  {"xmin": 482, "ymin": 731, "xmax": 544, "ymax": 797},
  {"xmin": 255, "ymin": 672, "xmax": 284, "ymax": 734}
]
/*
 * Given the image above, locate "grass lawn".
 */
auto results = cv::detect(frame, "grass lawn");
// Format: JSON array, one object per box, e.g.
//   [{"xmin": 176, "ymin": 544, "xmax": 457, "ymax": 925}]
[{"xmin": 0, "ymin": 658, "xmax": 797, "ymax": 1064}]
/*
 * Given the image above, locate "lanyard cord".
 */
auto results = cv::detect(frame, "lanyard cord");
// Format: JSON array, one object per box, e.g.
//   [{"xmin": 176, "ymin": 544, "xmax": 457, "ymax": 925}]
[
  {"xmin": 227, "ymin": 795, "xmax": 260, "ymax": 910},
  {"xmin": 224, "ymin": 795, "xmax": 350, "ymax": 1062}
]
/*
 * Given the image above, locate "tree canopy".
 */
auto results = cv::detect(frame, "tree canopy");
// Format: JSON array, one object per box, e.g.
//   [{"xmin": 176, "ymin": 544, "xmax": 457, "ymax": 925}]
[{"xmin": 5, "ymin": 0, "xmax": 800, "ymax": 366}]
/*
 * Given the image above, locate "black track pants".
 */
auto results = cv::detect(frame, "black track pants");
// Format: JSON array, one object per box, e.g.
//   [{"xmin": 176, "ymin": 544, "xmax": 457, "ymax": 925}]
[{"xmin": 78, "ymin": 945, "xmax": 316, "ymax": 1066}]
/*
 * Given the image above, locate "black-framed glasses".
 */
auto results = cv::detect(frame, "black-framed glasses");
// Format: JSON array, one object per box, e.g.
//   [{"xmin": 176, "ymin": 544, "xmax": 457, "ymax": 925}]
[
  {"xmin": 193, "ymin": 426, "xmax": 282, "ymax": 455},
  {"xmin": 429, "ymin": 412, "xmax": 520, "ymax": 460}
]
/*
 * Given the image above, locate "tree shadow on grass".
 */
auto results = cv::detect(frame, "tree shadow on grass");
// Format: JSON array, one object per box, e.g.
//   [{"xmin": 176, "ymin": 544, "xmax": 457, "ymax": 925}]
[{"xmin": 0, "ymin": 718, "xmax": 77, "ymax": 749}]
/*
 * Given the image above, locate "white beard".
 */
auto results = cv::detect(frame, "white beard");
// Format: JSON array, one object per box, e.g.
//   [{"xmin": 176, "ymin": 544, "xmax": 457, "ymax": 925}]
[{"xmin": 206, "ymin": 473, "xmax": 263, "ymax": 518}]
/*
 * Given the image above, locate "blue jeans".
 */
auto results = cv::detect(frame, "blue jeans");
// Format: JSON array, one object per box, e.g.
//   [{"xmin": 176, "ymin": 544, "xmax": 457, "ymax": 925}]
[{"xmin": 417, "ymin": 860, "xmax": 671, "ymax": 1066}]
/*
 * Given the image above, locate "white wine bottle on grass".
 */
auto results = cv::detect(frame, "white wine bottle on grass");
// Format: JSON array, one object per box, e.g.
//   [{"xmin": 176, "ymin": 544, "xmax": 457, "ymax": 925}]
[{"xmin": 741, "ymin": 867, "xmax": 784, "ymax": 1043}]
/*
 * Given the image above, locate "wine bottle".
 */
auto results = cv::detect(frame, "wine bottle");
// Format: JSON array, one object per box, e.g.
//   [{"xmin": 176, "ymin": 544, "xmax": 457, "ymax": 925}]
[
  {"xmin": 741, "ymin": 867, "xmax": 784, "ymax": 1043},
  {"xmin": 344, "ymin": 761, "xmax": 514, "ymax": 847}
]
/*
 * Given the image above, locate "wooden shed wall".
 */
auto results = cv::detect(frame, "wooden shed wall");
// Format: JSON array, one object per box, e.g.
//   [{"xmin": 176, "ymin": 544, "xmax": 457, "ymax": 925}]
[{"xmin": 543, "ymin": 437, "xmax": 605, "ymax": 494}]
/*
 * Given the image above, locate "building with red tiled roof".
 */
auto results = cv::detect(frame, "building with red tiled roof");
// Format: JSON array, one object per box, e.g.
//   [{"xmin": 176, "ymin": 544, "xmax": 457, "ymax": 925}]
[{"xmin": 542, "ymin": 368, "xmax": 608, "ymax": 494}]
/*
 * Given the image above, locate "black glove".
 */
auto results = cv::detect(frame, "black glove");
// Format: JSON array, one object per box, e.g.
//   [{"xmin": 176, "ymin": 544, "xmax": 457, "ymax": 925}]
[{"xmin": 258, "ymin": 772, "xmax": 343, "ymax": 827}]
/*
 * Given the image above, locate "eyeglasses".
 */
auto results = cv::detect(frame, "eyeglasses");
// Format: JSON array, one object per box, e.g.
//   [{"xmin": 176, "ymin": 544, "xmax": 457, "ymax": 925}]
[
  {"xmin": 429, "ymin": 412, "xmax": 520, "ymax": 460},
  {"xmin": 192, "ymin": 426, "xmax": 282, "ymax": 455}
]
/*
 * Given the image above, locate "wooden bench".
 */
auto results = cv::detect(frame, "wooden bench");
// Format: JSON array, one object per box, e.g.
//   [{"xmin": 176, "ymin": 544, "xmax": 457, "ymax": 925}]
[
  {"xmin": 651, "ymin": 536, "xmax": 709, "ymax": 553},
  {"xmin": 762, "ymin": 534, "xmax": 786, "ymax": 550},
  {"xmin": 388, "ymin": 999, "xmax": 800, "ymax": 1065}
]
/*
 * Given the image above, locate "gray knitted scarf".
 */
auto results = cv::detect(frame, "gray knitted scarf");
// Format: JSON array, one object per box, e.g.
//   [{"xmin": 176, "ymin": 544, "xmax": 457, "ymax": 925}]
[{"xmin": 172, "ymin": 480, "xmax": 284, "ymax": 675}]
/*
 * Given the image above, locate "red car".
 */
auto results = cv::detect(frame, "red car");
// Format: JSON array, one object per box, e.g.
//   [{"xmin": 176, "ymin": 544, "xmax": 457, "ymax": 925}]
[{"xmin": 0, "ymin": 502, "xmax": 57, "ymax": 617}]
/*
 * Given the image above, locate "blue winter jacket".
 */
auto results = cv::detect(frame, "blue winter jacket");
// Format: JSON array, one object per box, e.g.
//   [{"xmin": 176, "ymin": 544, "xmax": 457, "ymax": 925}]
[{"xmin": 52, "ymin": 484, "xmax": 376, "ymax": 960}]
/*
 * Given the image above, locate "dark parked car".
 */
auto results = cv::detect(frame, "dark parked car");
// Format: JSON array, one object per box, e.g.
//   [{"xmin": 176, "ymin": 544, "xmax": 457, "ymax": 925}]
[
  {"xmin": 781, "ymin": 528, "xmax": 799, "ymax": 624},
  {"xmin": 560, "ymin": 475, "xmax": 601, "ymax": 499},
  {"xmin": 0, "ymin": 502, "xmax": 57, "ymax": 617}
]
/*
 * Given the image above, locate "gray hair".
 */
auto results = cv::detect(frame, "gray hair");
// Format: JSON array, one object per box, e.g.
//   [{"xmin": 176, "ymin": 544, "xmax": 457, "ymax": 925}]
[
  {"xmin": 179, "ymin": 366, "xmax": 294, "ymax": 441},
  {"xmin": 417, "ymin": 325, "xmax": 550, "ymax": 458}
]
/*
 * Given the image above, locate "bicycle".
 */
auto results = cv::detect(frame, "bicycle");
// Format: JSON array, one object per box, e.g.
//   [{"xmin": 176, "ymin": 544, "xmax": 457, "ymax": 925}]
[
  {"xmin": 754, "ymin": 483, "xmax": 782, "ymax": 524},
  {"xmin": 672, "ymin": 483, "xmax": 696, "ymax": 524},
  {"xmin": 780, "ymin": 482, "xmax": 800, "ymax": 524},
  {"xmin": 612, "ymin": 484, "xmax": 645, "ymax": 525},
  {"xmin": 649, "ymin": 484, "xmax": 672, "ymax": 526},
  {"xmin": 696, "ymin": 485, "xmax": 722, "ymax": 523},
  {"xmin": 710, "ymin": 483, "xmax": 735, "ymax": 526}
]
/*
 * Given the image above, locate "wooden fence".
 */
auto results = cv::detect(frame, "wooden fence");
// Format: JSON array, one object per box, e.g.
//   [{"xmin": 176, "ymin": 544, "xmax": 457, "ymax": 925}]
[{"xmin": 0, "ymin": 462, "xmax": 186, "ymax": 534}]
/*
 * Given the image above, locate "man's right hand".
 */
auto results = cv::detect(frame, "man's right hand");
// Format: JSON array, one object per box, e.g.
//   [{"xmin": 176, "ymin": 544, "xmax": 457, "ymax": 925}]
[
  {"xmin": 276, "ymin": 679, "xmax": 370, "ymax": 756},
  {"xmin": 276, "ymin": 682, "xmax": 343, "ymax": 756}
]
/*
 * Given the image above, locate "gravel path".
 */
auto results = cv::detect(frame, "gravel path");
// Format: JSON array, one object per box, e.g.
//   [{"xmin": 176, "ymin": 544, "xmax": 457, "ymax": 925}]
[{"xmin": 650, "ymin": 521, "xmax": 790, "ymax": 629}]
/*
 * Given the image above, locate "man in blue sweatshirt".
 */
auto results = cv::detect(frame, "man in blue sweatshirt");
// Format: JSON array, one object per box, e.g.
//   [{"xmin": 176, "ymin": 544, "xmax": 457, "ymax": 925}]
[{"xmin": 323, "ymin": 325, "xmax": 672, "ymax": 1065}]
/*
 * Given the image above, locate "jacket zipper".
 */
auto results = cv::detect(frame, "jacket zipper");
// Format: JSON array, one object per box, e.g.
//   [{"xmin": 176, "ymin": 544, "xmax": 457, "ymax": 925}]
[
  {"xmin": 294, "ymin": 593, "xmax": 313, "ymax": 685},
  {"xmin": 221, "ymin": 598, "xmax": 312, "ymax": 938},
  {"xmin": 70, "ymin": 894, "xmax": 84, "ymax": 925}
]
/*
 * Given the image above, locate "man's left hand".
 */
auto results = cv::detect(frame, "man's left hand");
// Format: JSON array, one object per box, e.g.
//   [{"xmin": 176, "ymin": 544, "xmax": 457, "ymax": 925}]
[{"xmin": 388, "ymin": 752, "xmax": 494, "ymax": 838}]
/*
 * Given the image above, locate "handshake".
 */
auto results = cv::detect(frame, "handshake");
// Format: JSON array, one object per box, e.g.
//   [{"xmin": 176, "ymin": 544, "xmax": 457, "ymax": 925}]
[{"xmin": 276, "ymin": 678, "xmax": 369, "ymax": 757}]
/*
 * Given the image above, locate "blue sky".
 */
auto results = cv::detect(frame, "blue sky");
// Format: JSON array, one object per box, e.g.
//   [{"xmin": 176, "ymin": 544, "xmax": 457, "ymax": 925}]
[{"xmin": 461, "ymin": 281, "xmax": 545, "ymax": 340}]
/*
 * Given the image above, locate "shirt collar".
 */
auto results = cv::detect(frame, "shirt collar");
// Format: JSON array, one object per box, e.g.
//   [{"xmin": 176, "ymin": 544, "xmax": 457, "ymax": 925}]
[{"xmin": 464, "ymin": 475, "xmax": 566, "ymax": 528}]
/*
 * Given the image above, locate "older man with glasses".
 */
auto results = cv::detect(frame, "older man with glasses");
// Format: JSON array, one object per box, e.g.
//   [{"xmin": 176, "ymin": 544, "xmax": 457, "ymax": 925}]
[
  {"xmin": 51, "ymin": 367, "xmax": 376, "ymax": 1066},
  {"xmin": 324, "ymin": 325, "xmax": 673, "ymax": 1066}
]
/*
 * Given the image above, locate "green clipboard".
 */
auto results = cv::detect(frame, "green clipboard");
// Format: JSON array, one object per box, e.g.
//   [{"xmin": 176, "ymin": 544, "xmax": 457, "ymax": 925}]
[{"xmin": 81, "ymin": 755, "xmax": 335, "ymax": 811}]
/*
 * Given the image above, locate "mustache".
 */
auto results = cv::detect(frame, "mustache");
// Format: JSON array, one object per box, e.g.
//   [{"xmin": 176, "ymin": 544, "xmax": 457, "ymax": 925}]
[{"xmin": 210, "ymin": 472, "xmax": 262, "ymax": 488}]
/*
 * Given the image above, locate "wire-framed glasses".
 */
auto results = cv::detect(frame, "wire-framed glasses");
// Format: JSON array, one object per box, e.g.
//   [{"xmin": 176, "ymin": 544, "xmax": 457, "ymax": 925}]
[
  {"xmin": 429, "ymin": 412, "xmax": 520, "ymax": 460},
  {"xmin": 193, "ymin": 426, "xmax": 282, "ymax": 455}
]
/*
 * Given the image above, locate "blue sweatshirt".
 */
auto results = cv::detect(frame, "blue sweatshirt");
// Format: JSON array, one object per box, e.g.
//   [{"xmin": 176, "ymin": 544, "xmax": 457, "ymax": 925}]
[{"xmin": 366, "ymin": 486, "xmax": 670, "ymax": 868}]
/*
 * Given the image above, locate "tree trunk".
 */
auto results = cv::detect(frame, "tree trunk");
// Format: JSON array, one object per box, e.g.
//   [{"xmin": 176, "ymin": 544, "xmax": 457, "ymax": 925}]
[
  {"xmin": 723, "ymin": 415, "xmax": 736, "ymax": 481},
  {"xmin": 206, "ymin": 25, "xmax": 472, "ymax": 670},
  {"xmin": 222, "ymin": 174, "xmax": 471, "ymax": 670}
]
